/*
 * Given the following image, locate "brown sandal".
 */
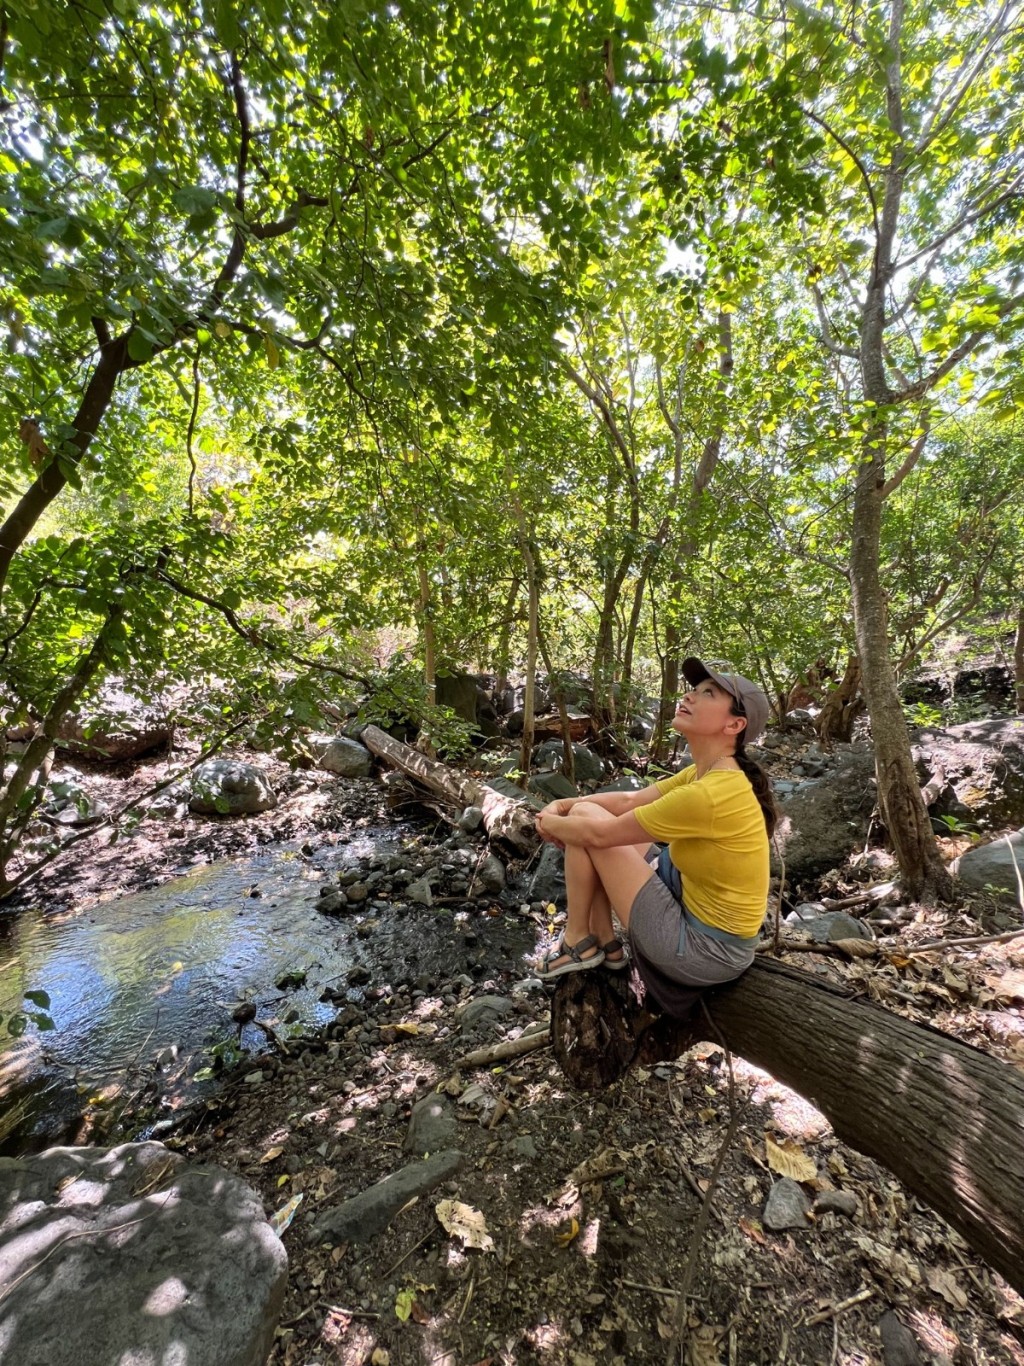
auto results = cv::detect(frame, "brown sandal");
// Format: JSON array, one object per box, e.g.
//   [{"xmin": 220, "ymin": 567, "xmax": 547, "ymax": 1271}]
[{"xmin": 536, "ymin": 934, "xmax": 605, "ymax": 980}]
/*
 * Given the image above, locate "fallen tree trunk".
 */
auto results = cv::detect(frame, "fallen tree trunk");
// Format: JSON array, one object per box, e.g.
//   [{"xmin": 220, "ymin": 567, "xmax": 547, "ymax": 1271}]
[
  {"xmin": 551, "ymin": 958, "xmax": 1024, "ymax": 1298},
  {"xmin": 360, "ymin": 725, "xmax": 538, "ymax": 855}
]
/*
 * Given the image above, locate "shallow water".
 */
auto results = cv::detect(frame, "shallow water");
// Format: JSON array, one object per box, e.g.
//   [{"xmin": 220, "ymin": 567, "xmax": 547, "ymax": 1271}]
[{"xmin": 0, "ymin": 833, "xmax": 535, "ymax": 1153}]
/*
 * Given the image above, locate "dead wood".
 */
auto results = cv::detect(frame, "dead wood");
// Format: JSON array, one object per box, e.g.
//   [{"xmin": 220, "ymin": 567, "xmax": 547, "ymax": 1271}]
[
  {"xmin": 551, "ymin": 958, "xmax": 1024, "ymax": 1298},
  {"xmin": 360, "ymin": 725, "xmax": 538, "ymax": 855}
]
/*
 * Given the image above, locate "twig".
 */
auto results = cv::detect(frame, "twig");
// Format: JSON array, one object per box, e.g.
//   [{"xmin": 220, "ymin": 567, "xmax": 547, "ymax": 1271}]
[
  {"xmin": 901, "ymin": 926, "xmax": 1024, "ymax": 953},
  {"xmin": 383, "ymin": 1228, "xmax": 435, "ymax": 1278},
  {"xmin": 457, "ymin": 1273, "xmax": 475, "ymax": 1324},
  {"xmin": 454, "ymin": 1029, "xmax": 549, "ymax": 1069},
  {"xmin": 621, "ymin": 1278, "xmax": 679, "ymax": 1297},
  {"xmin": 803, "ymin": 1286, "xmax": 874, "ymax": 1326}
]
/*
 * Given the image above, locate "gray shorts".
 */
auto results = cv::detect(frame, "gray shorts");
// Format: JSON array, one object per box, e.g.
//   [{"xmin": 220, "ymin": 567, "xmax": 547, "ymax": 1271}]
[{"xmin": 628, "ymin": 860, "xmax": 756, "ymax": 989}]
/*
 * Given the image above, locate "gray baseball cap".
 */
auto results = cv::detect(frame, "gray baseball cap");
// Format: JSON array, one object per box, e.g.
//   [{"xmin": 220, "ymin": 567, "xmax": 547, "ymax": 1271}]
[{"xmin": 682, "ymin": 657, "xmax": 770, "ymax": 743}]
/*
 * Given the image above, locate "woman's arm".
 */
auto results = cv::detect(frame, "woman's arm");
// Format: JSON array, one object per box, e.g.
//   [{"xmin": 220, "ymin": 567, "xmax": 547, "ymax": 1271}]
[{"xmin": 537, "ymin": 784, "xmax": 662, "ymax": 849}]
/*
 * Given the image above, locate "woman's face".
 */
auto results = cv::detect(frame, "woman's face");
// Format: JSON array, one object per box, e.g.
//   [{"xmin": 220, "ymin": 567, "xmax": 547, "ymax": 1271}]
[{"xmin": 672, "ymin": 679, "xmax": 743, "ymax": 740}]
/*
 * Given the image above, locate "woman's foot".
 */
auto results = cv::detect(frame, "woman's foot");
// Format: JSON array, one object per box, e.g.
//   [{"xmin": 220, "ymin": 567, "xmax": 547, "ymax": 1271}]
[{"xmin": 536, "ymin": 933, "xmax": 605, "ymax": 979}]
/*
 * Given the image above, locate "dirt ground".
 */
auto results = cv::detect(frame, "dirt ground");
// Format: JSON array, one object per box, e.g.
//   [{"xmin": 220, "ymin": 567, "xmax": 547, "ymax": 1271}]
[{"xmin": 7, "ymin": 740, "xmax": 1024, "ymax": 1365}]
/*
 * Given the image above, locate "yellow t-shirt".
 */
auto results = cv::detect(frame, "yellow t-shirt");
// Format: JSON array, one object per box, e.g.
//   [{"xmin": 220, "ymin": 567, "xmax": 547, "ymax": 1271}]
[{"xmin": 633, "ymin": 765, "xmax": 769, "ymax": 937}]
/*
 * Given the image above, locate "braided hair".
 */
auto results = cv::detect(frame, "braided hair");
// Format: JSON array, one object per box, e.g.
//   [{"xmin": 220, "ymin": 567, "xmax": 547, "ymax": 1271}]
[{"xmin": 729, "ymin": 698, "xmax": 778, "ymax": 838}]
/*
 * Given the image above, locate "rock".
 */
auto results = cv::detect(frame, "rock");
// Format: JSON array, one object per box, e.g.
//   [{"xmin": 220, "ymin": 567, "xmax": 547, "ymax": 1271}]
[
  {"xmin": 53, "ymin": 684, "xmax": 172, "ymax": 761},
  {"xmin": 308, "ymin": 734, "xmax": 373, "ymax": 778},
  {"xmin": 914, "ymin": 717, "xmax": 1024, "ymax": 829},
  {"xmin": 812, "ymin": 1189, "xmax": 859, "ymax": 1218},
  {"xmin": 595, "ymin": 775, "xmax": 649, "ymax": 795},
  {"xmin": 456, "ymin": 995, "xmax": 513, "ymax": 1031},
  {"xmin": 457, "ymin": 805, "xmax": 485, "ymax": 832},
  {"xmin": 509, "ymin": 1135, "xmax": 538, "ymax": 1160},
  {"xmin": 316, "ymin": 888, "xmax": 348, "ymax": 915},
  {"xmin": 312, "ymin": 1150, "xmax": 464, "ymax": 1244},
  {"xmin": 435, "ymin": 670, "xmax": 485, "ymax": 725},
  {"xmin": 405, "ymin": 1096, "xmax": 459, "ymax": 1155},
  {"xmin": 528, "ymin": 843, "xmax": 566, "ymax": 906},
  {"xmin": 879, "ymin": 1309, "xmax": 924, "ymax": 1365},
  {"xmin": 477, "ymin": 855, "xmax": 507, "ymax": 894},
  {"xmin": 805, "ymin": 911, "xmax": 873, "ymax": 943},
  {"xmin": 528, "ymin": 771, "xmax": 578, "ymax": 803},
  {"xmin": 952, "ymin": 829, "xmax": 1024, "ymax": 905},
  {"xmin": 774, "ymin": 749, "xmax": 877, "ymax": 883},
  {"xmin": 189, "ymin": 760, "xmax": 277, "ymax": 816},
  {"xmin": 0, "ymin": 1141, "xmax": 287, "ymax": 1366},
  {"xmin": 533, "ymin": 741, "xmax": 604, "ymax": 784},
  {"xmin": 406, "ymin": 876, "xmax": 434, "ymax": 906},
  {"xmin": 763, "ymin": 1177, "xmax": 812, "ymax": 1231}
]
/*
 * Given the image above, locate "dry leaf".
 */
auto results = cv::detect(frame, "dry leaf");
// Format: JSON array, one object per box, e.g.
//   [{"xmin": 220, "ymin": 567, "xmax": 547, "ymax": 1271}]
[
  {"xmin": 554, "ymin": 1217, "xmax": 580, "ymax": 1248},
  {"xmin": 765, "ymin": 1134, "xmax": 817, "ymax": 1182},
  {"xmin": 436, "ymin": 1199, "xmax": 495, "ymax": 1251},
  {"xmin": 260, "ymin": 1145, "xmax": 285, "ymax": 1164},
  {"xmin": 569, "ymin": 1147, "xmax": 629, "ymax": 1185},
  {"xmin": 738, "ymin": 1216, "xmax": 766, "ymax": 1245},
  {"xmin": 832, "ymin": 938, "xmax": 877, "ymax": 959},
  {"xmin": 927, "ymin": 1267, "xmax": 968, "ymax": 1310},
  {"xmin": 371, "ymin": 1350, "xmax": 390, "ymax": 1365},
  {"xmin": 393, "ymin": 1021, "xmax": 420, "ymax": 1036}
]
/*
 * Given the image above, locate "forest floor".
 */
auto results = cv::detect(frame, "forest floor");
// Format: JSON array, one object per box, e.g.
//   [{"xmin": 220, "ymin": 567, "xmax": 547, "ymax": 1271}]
[{"xmin": 8, "ymin": 739, "xmax": 1024, "ymax": 1366}]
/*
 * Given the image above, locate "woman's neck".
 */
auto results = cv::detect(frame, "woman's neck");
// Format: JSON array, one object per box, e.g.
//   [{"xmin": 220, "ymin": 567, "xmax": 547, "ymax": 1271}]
[{"xmin": 690, "ymin": 739, "xmax": 738, "ymax": 780}]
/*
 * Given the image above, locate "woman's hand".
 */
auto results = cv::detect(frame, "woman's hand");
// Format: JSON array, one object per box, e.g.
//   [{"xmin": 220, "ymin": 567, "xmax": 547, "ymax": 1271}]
[{"xmin": 535, "ymin": 806, "xmax": 567, "ymax": 849}]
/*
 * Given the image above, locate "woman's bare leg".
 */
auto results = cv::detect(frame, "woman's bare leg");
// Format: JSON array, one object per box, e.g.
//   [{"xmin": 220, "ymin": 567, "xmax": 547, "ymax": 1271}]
[{"xmin": 539, "ymin": 804, "xmax": 654, "ymax": 973}]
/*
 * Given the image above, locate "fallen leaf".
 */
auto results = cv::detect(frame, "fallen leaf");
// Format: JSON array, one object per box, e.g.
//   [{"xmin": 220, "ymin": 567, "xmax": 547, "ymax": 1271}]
[
  {"xmin": 554, "ymin": 1217, "xmax": 580, "ymax": 1248},
  {"xmin": 765, "ymin": 1134, "xmax": 817, "ymax": 1182},
  {"xmin": 268, "ymin": 1192, "xmax": 303, "ymax": 1237},
  {"xmin": 392, "ymin": 1021, "xmax": 420, "ymax": 1037},
  {"xmin": 260, "ymin": 1145, "xmax": 285, "ymax": 1164},
  {"xmin": 395, "ymin": 1286, "xmax": 416, "ymax": 1321},
  {"xmin": 927, "ymin": 1267, "xmax": 969, "ymax": 1310},
  {"xmin": 436, "ymin": 1199, "xmax": 495, "ymax": 1251},
  {"xmin": 738, "ymin": 1216, "xmax": 766, "ymax": 1245},
  {"xmin": 569, "ymin": 1148, "xmax": 629, "ymax": 1185},
  {"xmin": 371, "ymin": 1350, "xmax": 390, "ymax": 1365},
  {"xmin": 832, "ymin": 938, "xmax": 877, "ymax": 959}
]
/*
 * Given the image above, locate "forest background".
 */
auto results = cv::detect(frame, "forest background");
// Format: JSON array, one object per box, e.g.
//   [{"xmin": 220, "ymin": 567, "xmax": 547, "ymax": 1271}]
[{"xmin": 2, "ymin": 0, "xmax": 1024, "ymax": 905}]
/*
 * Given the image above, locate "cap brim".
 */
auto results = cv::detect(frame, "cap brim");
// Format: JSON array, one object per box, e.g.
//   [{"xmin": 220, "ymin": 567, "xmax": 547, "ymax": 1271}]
[{"xmin": 681, "ymin": 657, "xmax": 713, "ymax": 688}]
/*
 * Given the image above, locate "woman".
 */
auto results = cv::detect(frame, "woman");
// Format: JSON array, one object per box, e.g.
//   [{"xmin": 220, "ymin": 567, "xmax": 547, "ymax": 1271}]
[{"xmin": 534, "ymin": 658, "xmax": 776, "ymax": 1014}]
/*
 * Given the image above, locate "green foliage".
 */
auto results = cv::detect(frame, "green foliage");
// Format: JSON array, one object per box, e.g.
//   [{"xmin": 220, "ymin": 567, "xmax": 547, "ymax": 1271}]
[
  {"xmin": 1, "ymin": 989, "xmax": 56, "ymax": 1037},
  {"xmin": 357, "ymin": 659, "xmax": 476, "ymax": 760}
]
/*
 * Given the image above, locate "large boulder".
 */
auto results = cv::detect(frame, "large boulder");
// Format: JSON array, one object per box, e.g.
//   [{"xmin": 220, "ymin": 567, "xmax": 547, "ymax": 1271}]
[
  {"xmin": 533, "ymin": 740, "xmax": 604, "ymax": 784},
  {"xmin": 189, "ymin": 759, "xmax": 277, "ymax": 815},
  {"xmin": 914, "ymin": 718, "xmax": 1024, "ymax": 831},
  {"xmin": 0, "ymin": 1141, "xmax": 288, "ymax": 1366},
  {"xmin": 435, "ymin": 671, "xmax": 483, "ymax": 725},
  {"xmin": 308, "ymin": 734, "xmax": 373, "ymax": 777},
  {"xmin": 52, "ymin": 685, "xmax": 172, "ymax": 761},
  {"xmin": 953, "ymin": 829, "xmax": 1024, "ymax": 906},
  {"xmin": 773, "ymin": 747, "xmax": 877, "ymax": 885}
]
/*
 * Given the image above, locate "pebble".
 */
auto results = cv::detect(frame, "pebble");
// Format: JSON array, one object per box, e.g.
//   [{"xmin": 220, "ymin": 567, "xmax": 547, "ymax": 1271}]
[{"xmin": 763, "ymin": 1177, "xmax": 812, "ymax": 1230}]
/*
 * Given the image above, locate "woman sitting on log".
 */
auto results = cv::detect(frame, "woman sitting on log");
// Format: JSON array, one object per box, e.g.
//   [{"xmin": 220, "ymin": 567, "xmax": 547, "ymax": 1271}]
[{"xmin": 534, "ymin": 658, "xmax": 776, "ymax": 1013}]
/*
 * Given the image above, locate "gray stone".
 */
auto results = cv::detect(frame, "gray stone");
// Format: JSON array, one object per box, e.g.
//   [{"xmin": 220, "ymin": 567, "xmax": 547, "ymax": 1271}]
[
  {"xmin": 485, "ymin": 775, "xmax": 544, "ymax": 809},
  {"xmin": 528, "ymin": 842, "xmax": 566, "ymax": 906},
  {"xmin": 317, "ymin": 888, "xmax": 348, "ymax": 915},
  {"xmin": 405, "ymin": 1096, "xmax": 459, "ymax": 1155},
  {"xmin": 457, "ymin": 805, "xmax": 485, "ymax": 832},
  {"xmin": 879, "ymin": 1310, "xmax": 924, "ymax": 1366},
  {"xmin": 806, "ymin": 911, "xmax": 873, "ymax": 943},
  {"xmin": 477, "ymin": 855, "xmax": 507, "ymax": 894},
  {"xmin": 953, "ymin": 829, "xmax": 1024, "ymax": 905},
  {"xmin": 509, "ymin": 1136, "xmax": 538, "ymax": 1160},
  {"xmin": 189, "ymin": 760, "xmax": 277, "ymax": 816},
  {"xmin": 774, "ymin": 749, "xmax": 877, "ymax": 882},
  {"xmin": 0, "ymin": 1141, "xmax": 287, "ymax": 1366},
  {"xmin": 595, "ymin": 775, "xmax": 649, "ymax": 795},
  {"xmin": 528, "ymin": 771, "xmax": 579, "ymax": 802},
  {"xmin": 812, "ymin": 1189, "xmax": 859, "ymax": 1219},
  {"xmin": 763, "ymin": 1177, "xmax": 812, "ymax": 1231},
  {"xmin": 406, "ymin": 876, "xmax": 434, "ymax": 906},
  {"xmin": 456, "ymin": 995, "xmax": 513, "ymax": 1031},
  {"xmin": 312, "ymin": 1150, "xmax": 464, "ymax": 1244},
  {"xmin": 533, "ymin": 741, "xmax": 604, "ymax": 784},
  {"xmin": 309, "ymin": 734, "xmax": 373, "ymax": 778}
]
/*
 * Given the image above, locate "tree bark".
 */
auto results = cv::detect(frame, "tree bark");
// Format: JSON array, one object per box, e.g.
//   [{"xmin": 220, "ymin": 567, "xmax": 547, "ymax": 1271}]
[
  {"xmin": 550, "ymin": 960, "xmax": 1024, "ymax": 1299},
  {"xmin": 360, "ymin": 724, "xmax": 537, "ymax": 854},
  {"xmin": 815, "ymin": 654, "xmax": 863, "ymax": 746},
  {"xmin": 1015, "ymin": 604, "xmax": 1024, "ymax": 715}
]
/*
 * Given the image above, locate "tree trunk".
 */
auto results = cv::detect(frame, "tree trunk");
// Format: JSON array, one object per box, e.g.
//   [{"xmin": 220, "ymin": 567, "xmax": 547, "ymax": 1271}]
[
  {"xmin": 550, "ymin": 960, "xmax": 1024, "ymax": 1299},
  {"xmin": 653, "ymin": 622, "xmax": 681, "ymax": 763},
  {"xmin": 1015, "ymin": 603, "xmax": 1024, "ymax": 715},
  {"xmin": 416, "ymin": 559, "xmax": 436, "ymax": 710},
  {"xmin": 850, "ymin": 428, "xmax": 952, "ymax": 902},
  {"xmin": 360, "ymin": 725, "xmax": 537, "ymax": 854},
  {"xmin": 514, "ymin": 505, "xmax": 539, "ymax": 785},
  {"xmin": 815, "ymin": 654, "xmax": 863, "ymax": 746}
]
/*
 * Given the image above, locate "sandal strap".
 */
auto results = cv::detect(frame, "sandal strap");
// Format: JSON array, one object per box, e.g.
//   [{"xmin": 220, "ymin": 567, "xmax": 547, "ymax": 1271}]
[{"xmin": 553, "ymin": 933, "xmax": 600, "ymax": 965}]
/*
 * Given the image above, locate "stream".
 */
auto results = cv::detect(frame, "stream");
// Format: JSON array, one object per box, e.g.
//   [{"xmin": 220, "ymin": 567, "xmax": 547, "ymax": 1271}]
[{"xmin": 0, "ymin": 830, "xmax": 536, "ymax": 1154}]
